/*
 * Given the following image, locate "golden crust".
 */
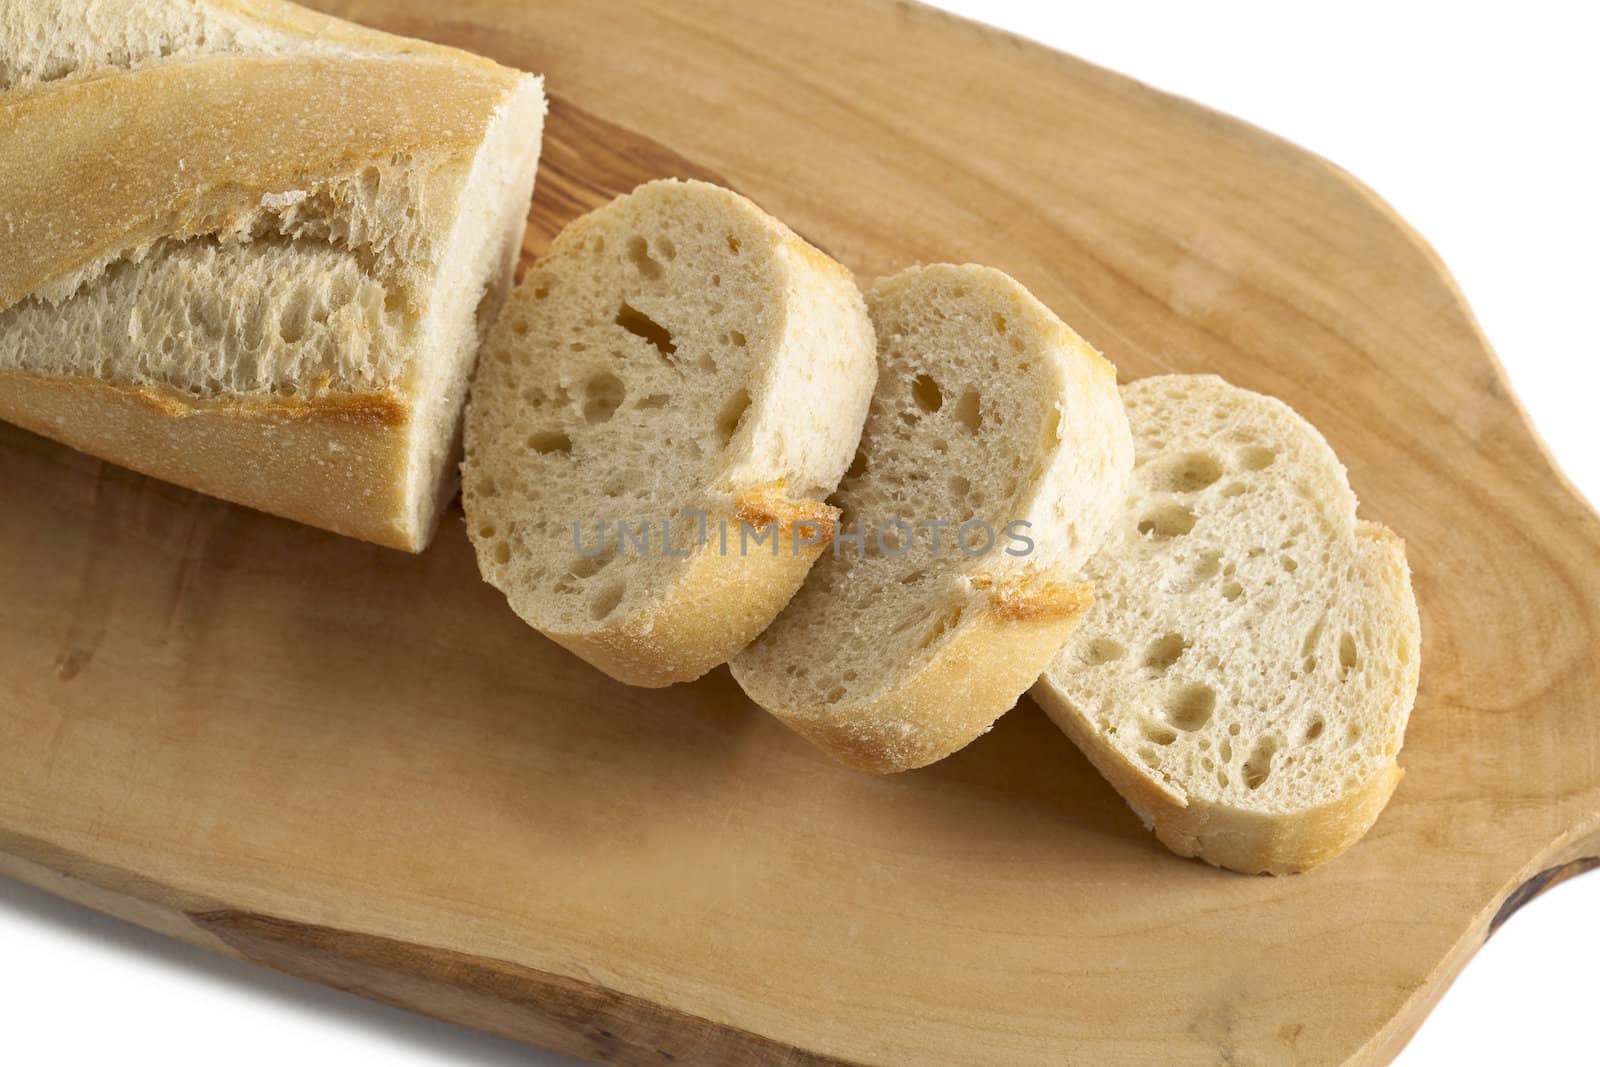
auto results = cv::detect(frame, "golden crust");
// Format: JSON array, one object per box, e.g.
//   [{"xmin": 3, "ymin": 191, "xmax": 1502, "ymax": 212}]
[
  {"xmin": 0, "ymin": 54, "xmax": 517, "ymax": 310},
  {"xmin": 977, "ymin": 575, "xmax": 1094, "ymax": 623},
  {"xmin": 464, "ymin": 179, "xmax": 875, "ymax": 685},
  {"xmin": 2, "ymin": 6, "xmax": 546, "ymax": 551},
  {"xmin": 1034, "ymin": 672, "xmax": 1406, "ymax": 874},
  {"xmin": 0, "ymin": 370, "xmax": 419, "ymax": 549},
  {"xmin": 123, "ymin": 382, "xmax": 409, "ymax": 427},
  {"xmin": 777, "ymin": 577, "xmax": 1095, "ymax": 774},
  {"xmin": 1032, "ymin": 516, "xmax": 1422, "ymax": 874},
  {"xmin": 733, "ymin": 482, "xmax": 840, "ymax": 543},
  {"xmin": 543, "ymin": 493, "xmax": 839, "ymax": 688},
  {"xmin": 215, "ymin": 0, "xmax": 509, "ymax": 72}
]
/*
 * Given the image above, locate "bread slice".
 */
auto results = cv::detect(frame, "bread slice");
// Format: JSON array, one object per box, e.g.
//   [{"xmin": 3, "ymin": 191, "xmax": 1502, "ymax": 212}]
[
  {"xmin": 730, "ymin": 264, "xmax": 1133, "ymax": 772},
  {"xmin": 0, "ymin": 0, "xmax": 545, "ymax": 551},
  {"xmin": 462, "ymin": 179, "xmax": 878, "ymax": 687},
  {"xmin": 1032, "ymin": 374, "xmax": 1421, "ymax": 873}
]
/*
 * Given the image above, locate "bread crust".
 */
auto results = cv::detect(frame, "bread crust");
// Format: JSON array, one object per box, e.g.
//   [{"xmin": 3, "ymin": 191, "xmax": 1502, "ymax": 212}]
[
  {"xmin": 772, "ymin": 577, "xmax": 1094, "ymax": 773},
  {"xmin": 1, "ymin": 54, "xmax": 517, "ymax": 309},
  {"xmin": 464, "ymin": 179, "xmax": 878, "ymax": 685},
  {"xmin": 1031, "ymin": 678, "xmax": 1405, "ymax": 874},
  {"xmin": 0, "ymin": 369, "xmax": 419, "ymax": 548},
  {"xmin": 730, "ymin": 263, "xmax": 1133, "ymax": 773},
  {"xmin": 205, "ymin": 0, "xmax": 511, "ymax": 70},
  {"xmin": 1, "ymin": 7, "xmax": 547, "ymax": 550},
  {"xmin": 1033, "ymin": 375, "xmax": 1423, "ymax": 874},
  {"xmin": 543, "ymin": 490, "xmax": 840, "ymax": 688}
]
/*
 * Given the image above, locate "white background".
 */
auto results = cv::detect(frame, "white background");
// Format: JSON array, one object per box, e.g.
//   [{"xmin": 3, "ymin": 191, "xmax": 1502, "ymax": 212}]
[{"xmin": 3, "ymin": 2, "xmax": 1596, "ymax": 1064}]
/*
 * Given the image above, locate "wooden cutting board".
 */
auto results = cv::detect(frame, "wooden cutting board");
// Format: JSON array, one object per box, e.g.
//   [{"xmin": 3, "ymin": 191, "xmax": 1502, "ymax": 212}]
[{"xmin": 3, "ymin": 1, "xmax": 1597, "ymax": 1063}]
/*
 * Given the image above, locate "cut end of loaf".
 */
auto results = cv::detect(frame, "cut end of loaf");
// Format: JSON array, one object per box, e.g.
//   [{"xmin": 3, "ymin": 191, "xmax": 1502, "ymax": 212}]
[
  {"xmin": 754, "ymin": 573, "xmax": 1096, "ymax": 774},
  {"xmin": 1036, "ymin": 373, "xmax": 1421, "ymax": 873},
  {"xmin": 462, "ymin": 178, "xmax": 876, "ymax": 681},
  {"xmin": 0, "ymin": 5, "xmax": 547, "ymax": 550},
  {"xmin": 732, "ymin": 263, "xmax": 1131, "ymax": 772}
]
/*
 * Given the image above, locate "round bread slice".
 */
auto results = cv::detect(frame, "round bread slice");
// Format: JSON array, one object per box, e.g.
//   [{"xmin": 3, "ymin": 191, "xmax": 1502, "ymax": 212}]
[
  {"xmin": 1032, "ymin": 374, "xmax": 1421, "ymax": 874},
  {"xmin": 463, "ymin": 179, "xmax": 877, "ymax": 687},
  {"xmin": 730, "ymin": 264, "xmax": 1133, "ymax": 773}
]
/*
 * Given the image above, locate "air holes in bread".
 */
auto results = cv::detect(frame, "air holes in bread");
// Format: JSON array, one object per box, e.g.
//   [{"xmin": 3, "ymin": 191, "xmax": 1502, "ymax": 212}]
[
  {"xmin": 1221, "ymin": 580, "xmax": 1243, "ymax": 602},
  {"xmin": 1142, "ymin": 721, "xmax": 1178, "ymax": 746},
  {"xmin": 569, "ymin": 548, "xmax": 615, "ymax": 580},
  {"xmin": 1243, "ymin": 736, "xmax": 1279, "ymax": 789},
  {"xmin": 918, "ymin": 605, "xmax": 963, "ymax": 650},
  {"xmin": 1239, "ymin": 445, "xmax": 1276, "ymax": 471},
  {"xmin": 911, "ymin": 374, "xmax": 943, "ymax": 413},
  {"xmin": 614, "ymin": 303, "xmax": 676, "ymax": 358},
  {"xmin": 626, "ymin": 235, "xmax": 663, "ymax": 279},
  {"xmin": 1339, "ymin": 632, "xmax": 1360, "ymax": 674},
  {"xmin": 1302, "ymin": 617, "xmax": 1325, "ymax": 655},
  {"xmin": 1219, "ymin": 482, "xmax": 1247, "ymax": 498},
  {"xmin": 954, "ymin": 389, "xmax": 982, "ymax": 432},
  {"xmin": 716, "ymin": 389, "xmax": 752, "ymax": 448},
  {"xmin": 1304, "ymin": 717, "xmax": 1325, "ymax": 742},
  {"xmin": 1083, "ymin": 637, "xmax": 1125, "ymax": 666},
  {"xmin": 1144, "ymin": 632, "xmax": 1188, "ymax": 672},
  {"xmin": 589, "ymin": 578, "xmax": 626, "ymax": 620},
  {"xmin": 583, "ymin": 373, "xmax": 626, "ymax": 424},
  {"xmin": 1193, "ymin": 551, "xmax": 1223, "ymax": 581},
  {"xmin": 1151, "ymin": 451, "xmax": 1223, "ymax": 493},
  {"xmin": 528, "ymin": 431, "xmax": 572, "ymax": 455},
  {"xmin": 1165, "ymin": 683, "xmax": 1216, "ymax": 731},
  {"xmin": 845, "ymin": 448, "xmax": 868, "ymax": 481},
  {"xmin": 1137, "ymin": 504, "xmax": 1196, "ymax": 539}
]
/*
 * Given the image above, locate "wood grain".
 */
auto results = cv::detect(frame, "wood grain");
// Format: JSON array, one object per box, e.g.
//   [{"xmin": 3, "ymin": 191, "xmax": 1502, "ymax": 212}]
[{"xmin": 3, "ymin": 0, "xmax": 1598, "ymax": 1064}]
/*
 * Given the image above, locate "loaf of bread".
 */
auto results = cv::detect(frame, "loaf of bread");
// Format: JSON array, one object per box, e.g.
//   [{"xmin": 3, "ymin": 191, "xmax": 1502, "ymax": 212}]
[
  {"xmin": 0, "ymin": 0, "xmax": 546, "ymax": 550},
  {"xmin": 462, "ymin": 179, "xmax": 878, "ymax": 686},
  {"xmin": 1033, "ymin": 374, "xmax": 1421, "ymax": 873},
  {"xmin": 731, "ymin": 264, "xmax": 1133, "ymax": 772}
]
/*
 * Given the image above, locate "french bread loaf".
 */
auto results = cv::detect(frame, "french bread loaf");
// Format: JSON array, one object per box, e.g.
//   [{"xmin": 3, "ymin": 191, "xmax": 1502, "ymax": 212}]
[
  {"xmin": 0, "ymin": 0, "xmax": 546, "ymax": 551},
  {"xmin": 731, "ymin": 264, "xmax": 1133, "ymax": 772},
  {"xmin": 462, "ymin": 179, "xmax": 878, "ymax": 687},
  {"xmin": 1032, "ymin": 374, "xmax": 1421, "ymax": 873}
]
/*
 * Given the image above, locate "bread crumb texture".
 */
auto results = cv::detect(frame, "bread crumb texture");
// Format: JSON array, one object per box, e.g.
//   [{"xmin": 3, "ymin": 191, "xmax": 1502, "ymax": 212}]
[
  {"xmin": 1034, "ymin": 373, "xmax": 1421, "ymax": 872},
  {"xmin": 731, "ymin": 264, "xmax": 1132, "ymax": 771},
  {"xmin": 0, "ymin": 0, "xmax": 546, "ymax": 549},
  {"xmin": 463, "ymin": 179, "xmax": 876, "ymax": 684}
]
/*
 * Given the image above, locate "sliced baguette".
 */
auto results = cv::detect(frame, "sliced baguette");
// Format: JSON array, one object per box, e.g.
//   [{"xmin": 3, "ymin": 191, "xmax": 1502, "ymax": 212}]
[
  {"xmin": 462, "ymin": 179, "xmax": 877, "ymax": 687},
  {"xmin": 0, "ymin": 0, "xmax": 546, "ymax": 550},
  {"xmin": 1032, "ymin": 374, "xmax": 1421, "ymax": 874},
  {"xmin": 731, "ymin": 264, "xmax": 1133, "ymax": 772}
]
